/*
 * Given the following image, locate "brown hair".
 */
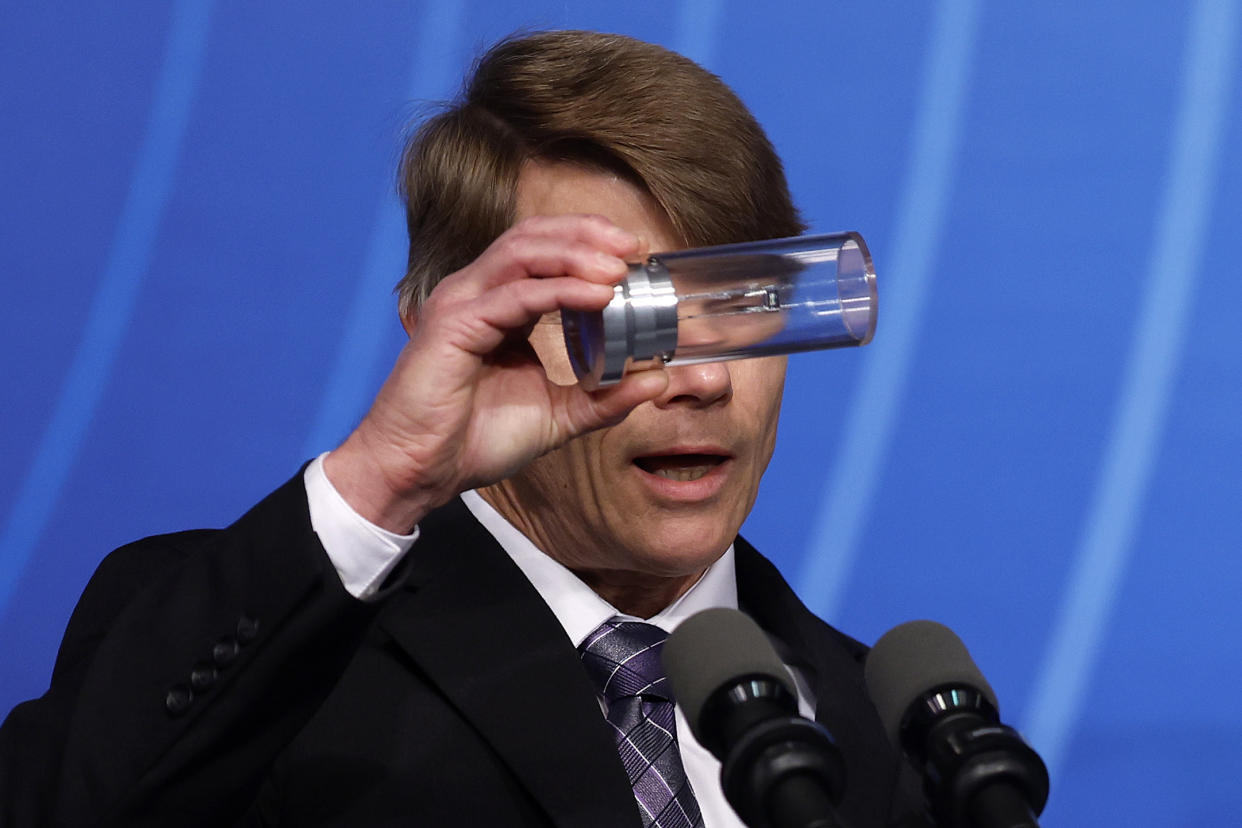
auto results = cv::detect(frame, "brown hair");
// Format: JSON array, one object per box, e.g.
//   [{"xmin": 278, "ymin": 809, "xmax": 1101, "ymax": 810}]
[{"xmin": 396, "ymin": 30, "xmax": 806, "ymax": 316}]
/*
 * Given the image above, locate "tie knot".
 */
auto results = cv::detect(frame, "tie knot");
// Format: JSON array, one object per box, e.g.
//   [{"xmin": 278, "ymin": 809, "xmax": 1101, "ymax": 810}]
[{"xmin": 578, "ymin": 618, "xmax": 674, "ymax": 705}]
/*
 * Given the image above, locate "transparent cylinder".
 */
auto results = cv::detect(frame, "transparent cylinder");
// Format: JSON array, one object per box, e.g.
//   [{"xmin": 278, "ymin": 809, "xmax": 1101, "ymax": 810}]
[{"xmin": 562, "ymin": 232, "xmax": 877, "ymax": 389}]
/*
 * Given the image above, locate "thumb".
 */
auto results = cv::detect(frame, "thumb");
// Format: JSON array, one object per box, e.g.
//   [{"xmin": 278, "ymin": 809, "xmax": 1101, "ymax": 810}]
[{"xmin": 555, "ymin": 368, "xmax": 669, "ymax": 437}]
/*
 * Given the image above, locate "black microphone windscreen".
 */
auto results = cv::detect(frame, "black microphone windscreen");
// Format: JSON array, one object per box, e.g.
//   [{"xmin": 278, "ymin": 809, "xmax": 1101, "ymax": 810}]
[
  {"xmin": 663, "ymin": 608, "xmax": 796, "ymax": 743},
  {"xmin": 864, "ymin": 620, "xmax": 1000, "ymax": 747}
]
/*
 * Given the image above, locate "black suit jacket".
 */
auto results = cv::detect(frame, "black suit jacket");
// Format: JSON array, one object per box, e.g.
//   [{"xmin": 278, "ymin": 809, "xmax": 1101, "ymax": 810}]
[{"xmin": 0, "ymin": 471, "xmax": 928, "ymax": 827}]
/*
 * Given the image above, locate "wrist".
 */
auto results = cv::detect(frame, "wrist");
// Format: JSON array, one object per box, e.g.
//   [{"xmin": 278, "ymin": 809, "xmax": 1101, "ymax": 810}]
[{"xmin": 323, "ymin": 429, "xmax": 443, "ymax": 533}]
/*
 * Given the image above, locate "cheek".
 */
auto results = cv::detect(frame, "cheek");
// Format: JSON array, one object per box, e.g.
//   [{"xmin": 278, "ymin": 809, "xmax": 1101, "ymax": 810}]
[
  {"xmin": 530, "ymin": 317, "xmax": 578, "ymax": 386},
  {"xmin": 738, "ymin": 356, "xmax": 787, "ymax": 413},
  {"xmin": 521, "ymin": 427, "xmax": 612, "ymax": 502},
  {"xmin": 735, "ymin": 356, "xmax": 787, "ymax": 458}
]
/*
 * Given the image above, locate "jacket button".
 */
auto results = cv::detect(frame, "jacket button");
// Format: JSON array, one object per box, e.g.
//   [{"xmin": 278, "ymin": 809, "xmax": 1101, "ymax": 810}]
[
  {"xmin": 165, "ymin": 684, "xmax": 193, "ymax": 716},
  {"xmin": 212, "ymin": 636, "xmax": 240, "ymax": 666},
  {"xmin": 236, "ymin": 615, "xmax": 259, "ymax": 644},
  {"xmin": 190, "ymin": 662, "xmax": 218, "ymax": 691}
]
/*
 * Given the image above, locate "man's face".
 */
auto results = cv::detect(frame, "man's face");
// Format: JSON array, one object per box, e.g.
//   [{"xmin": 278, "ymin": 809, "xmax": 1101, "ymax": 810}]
[{"xmin": 479, "ymin": 160, "xmax": 787, "ymax": 601}]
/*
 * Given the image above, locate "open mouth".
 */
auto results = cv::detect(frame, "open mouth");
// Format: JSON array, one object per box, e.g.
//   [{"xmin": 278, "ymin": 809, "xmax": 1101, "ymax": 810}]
[{"xmin": 633, "ymin": 453, "xmax": 728, "ymax": 482}]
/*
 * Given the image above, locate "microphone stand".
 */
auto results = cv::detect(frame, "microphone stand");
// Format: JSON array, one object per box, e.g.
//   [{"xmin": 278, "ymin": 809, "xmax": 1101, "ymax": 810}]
[{"xmin": 902, "ymin": 687, "xmax": 1048, "ymax": 828}]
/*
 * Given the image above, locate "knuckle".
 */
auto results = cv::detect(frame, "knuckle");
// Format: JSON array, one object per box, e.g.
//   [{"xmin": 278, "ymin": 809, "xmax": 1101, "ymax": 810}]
[
  {"xmin": 511, "ymin": 214, "xmax": 558, "ymax": 238},
  {"xmin": 422, "ymin": 280, "xmax": 462, "ymax": 312},
  {"xmin": 517, "ymin": 214, "xmax": 553, "ymax": 231},
  {"xmin": 582, "ymin": 213, "xmax": 613, "ymax": 231},
  {"xmin": 494, "ymin": 232, "xmax": 530, "ymax": 262},
  {"xmin": 496, "ymin": 277, "xmax": 536, "ymax": 307}
]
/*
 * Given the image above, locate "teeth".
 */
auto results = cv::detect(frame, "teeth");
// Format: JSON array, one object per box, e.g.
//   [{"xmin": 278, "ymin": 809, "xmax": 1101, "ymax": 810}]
[{"xmin": 653, "ymin": 466, "xmax": 713, "ymax": 481}]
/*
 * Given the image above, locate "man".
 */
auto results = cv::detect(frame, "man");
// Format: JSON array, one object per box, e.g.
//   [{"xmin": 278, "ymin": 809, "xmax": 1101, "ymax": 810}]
[{"xmin": 1, "ymin": 31, "xmax": 927, "ymax": 827}]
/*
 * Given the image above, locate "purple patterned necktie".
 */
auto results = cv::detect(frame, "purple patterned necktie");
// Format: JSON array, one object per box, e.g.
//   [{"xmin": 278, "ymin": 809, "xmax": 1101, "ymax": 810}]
[{"xmin": 579, "ymin": 618, "xmax": 704, "ymax": 828}]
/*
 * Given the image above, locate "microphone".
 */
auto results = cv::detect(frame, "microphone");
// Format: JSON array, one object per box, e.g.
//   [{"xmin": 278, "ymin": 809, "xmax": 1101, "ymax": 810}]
[
  {"xmin": 864, "ymin": 621, "xmax": 1049, "ymax": 828},
  {"xmin": 663, "ymin": 608, "xmax": 846, "ymax": 828}
]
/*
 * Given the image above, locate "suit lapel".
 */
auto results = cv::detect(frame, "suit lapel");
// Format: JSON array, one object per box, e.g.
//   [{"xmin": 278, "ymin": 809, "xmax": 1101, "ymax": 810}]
[{"xmin": 376, "ymin": 498, "xmax": 639, "ymax": 828}]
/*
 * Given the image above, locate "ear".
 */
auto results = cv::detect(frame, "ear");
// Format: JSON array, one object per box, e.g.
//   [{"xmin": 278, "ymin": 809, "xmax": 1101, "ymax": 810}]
[{"xmin": 400, "ymin": 306, "xmax": 420, "ymax": 337}]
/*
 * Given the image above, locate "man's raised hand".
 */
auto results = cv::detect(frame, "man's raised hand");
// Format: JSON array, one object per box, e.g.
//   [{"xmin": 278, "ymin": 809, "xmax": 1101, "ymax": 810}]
[{"xmin": 323, "ymin": 215, "xmax": 669, "ymax": 532}]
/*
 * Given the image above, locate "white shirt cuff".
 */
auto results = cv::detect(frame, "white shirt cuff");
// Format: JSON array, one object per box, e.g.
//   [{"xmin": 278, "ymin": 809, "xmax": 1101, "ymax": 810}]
[{"xmin": 304, "ymin": 452, "xmax": 419, "ymax": 600}]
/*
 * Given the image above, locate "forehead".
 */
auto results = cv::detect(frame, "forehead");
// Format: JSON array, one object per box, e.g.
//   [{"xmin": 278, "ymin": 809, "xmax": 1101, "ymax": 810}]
[{"xmin": 514, "ymin": 160, "xmax": 680, "ymax": 250}]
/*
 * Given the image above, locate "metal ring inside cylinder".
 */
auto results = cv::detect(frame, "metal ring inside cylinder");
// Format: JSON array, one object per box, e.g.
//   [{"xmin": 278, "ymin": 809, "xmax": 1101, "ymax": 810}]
[
  {"xmin": 565, "ymin": 259, "xmax": 678, "ymax": 388},
  {"xmin": 623, "ymin": 258, "xmax": 679, "ymax": 367}
]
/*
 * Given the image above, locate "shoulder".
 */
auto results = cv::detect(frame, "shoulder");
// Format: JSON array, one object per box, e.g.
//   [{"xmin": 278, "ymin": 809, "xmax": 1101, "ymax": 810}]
[
  {"xmin": 89, "ymin": 529, "xmax": 220, "ymax": 590},
  {"xmin": 53, "ymin": 468, "xmax": 327, "ymax": 685},
  {"xmin": 732, "ymin": 536, "xmax": 868, "ymax": 666},
  {"xmin": 50, "ymin": 529, "xmax": 220, "ymax": 684}
]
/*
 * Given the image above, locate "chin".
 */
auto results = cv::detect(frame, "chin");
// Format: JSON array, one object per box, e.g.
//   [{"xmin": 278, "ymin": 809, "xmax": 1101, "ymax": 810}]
[{"xmin": 627, "ymin": 524, "xmax": 736, "ymax": 577}]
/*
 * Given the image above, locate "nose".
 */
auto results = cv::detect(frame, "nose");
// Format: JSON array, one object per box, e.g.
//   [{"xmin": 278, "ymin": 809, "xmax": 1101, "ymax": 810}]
[{"xmin": 653, "ymin": 360, "xmax": 733, "ymax": 408}]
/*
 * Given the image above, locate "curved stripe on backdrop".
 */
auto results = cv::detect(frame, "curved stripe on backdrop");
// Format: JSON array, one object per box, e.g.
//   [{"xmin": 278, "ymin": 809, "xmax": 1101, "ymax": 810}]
[
  {"xmin": 301, "ymin": 0, "xmax": 467, "ymax": 458},
  {"xmin": 0, "ymin": 0, "xmax": 215, "ymax": 617},
  {"xmin": 1022, "ymin": 0, "xmax": 1239, "ymax": 781},
  {"xmin": 796, "ymin": 0, "xmax": 982, "ymax": 622},
  {"xmin": 676, "ymin": 0, "xmax": 726, "ymax": 69}
]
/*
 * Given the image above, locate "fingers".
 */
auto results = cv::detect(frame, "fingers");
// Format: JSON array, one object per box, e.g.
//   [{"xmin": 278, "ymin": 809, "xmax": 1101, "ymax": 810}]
[
  {"xmin": 427, "ymin": 276, "xmax": 613, "ymax": 357},
  {"xmin": 418, "ymin": 214, "xmax": 644, "ymax": 357},
  {"xmin": 477, "ymin": 274, "xmax": 615, "ymax": 329},
  {"xmin": 483, "ymin": 232, "xmax": 628, "ymax": 289},
  {"xmin": 435, "ymin": 214, "xmax": 642, "ymax": 303},
  {"xmin": 552, "ymin": 368, "xmax": 670, "ymax": 439},
  {"xmin": 508, "ymin": 212, "xmax": 644, "ymax": 264}
]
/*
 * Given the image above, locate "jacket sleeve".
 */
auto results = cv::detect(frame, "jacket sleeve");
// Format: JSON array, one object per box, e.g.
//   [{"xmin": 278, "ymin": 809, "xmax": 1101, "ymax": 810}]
[{"xmin": 0, "ymin": 469, "xmax": 404, "ymax": 828}]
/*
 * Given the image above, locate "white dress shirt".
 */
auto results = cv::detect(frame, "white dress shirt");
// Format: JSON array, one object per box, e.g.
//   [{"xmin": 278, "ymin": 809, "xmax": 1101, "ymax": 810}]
[{"xmin": 304, "ymin": 454, "xmax": 815, "ymax": 827}]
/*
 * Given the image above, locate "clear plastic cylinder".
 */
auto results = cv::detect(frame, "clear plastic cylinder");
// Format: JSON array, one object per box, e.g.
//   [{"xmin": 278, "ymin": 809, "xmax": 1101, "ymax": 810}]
[{"xmin": 562, "ymin": 232, "xmax": 877, "ymax": 389}]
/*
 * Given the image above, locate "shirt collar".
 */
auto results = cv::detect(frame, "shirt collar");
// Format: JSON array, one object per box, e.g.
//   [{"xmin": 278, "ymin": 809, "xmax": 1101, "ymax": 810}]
[{"xmin": 460, "ymin": 489, "xmax": 738, "ymax": 647}]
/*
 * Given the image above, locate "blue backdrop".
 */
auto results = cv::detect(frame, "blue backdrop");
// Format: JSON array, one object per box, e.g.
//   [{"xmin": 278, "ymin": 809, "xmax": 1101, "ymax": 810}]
[{"xmin": 2, "ymin": 2, "xmax": 1240, "ymax": 823}]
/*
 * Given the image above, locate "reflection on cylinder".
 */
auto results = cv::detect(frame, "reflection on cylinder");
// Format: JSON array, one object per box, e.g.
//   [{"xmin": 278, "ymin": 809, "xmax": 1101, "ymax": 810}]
[{"xmin": 563, "ymin": 232, "xmax": 877, "ymax": 388}]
